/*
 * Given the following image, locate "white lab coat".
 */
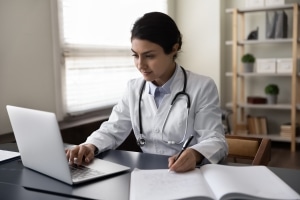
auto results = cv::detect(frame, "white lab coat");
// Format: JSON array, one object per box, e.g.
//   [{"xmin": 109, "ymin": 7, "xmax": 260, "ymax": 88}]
[{"xmin": 85, "ymin": 65, "xmax": 228, "ymax": 164}]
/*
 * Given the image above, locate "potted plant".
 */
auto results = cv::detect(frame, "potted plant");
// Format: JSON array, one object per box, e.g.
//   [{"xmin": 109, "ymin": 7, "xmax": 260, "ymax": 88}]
[
  {"xmin": 264, "ymin": 84, "xmax": 279, "ymax": 104},
  {"xmin": 241, "ymin": 53, "xmax": 255, "ymax": 73}
]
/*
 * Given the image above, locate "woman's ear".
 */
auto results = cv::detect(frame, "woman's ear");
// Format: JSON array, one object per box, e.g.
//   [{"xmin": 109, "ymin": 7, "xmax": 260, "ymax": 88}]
[
  {"xmin": 172, "ymin": 43, "xmax": 180, "ymax": 52},
  {"xmin": 171, "ymin": 43, "xmax": 180, "ymax": 59}
]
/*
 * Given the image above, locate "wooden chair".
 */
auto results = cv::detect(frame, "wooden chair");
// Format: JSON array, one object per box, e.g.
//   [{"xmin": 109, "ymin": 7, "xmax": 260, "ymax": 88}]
[{"xmin": 225, "ymin": 135, "xmax": 271, "ymax": 166}]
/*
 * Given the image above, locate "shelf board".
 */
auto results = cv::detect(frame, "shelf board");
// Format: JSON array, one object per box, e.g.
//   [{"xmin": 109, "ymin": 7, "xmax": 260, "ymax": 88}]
[
  {"xmin": 226, "ymin": 102, "xmax": 300, "ymax": 110},
  {"xmin": 225, "ymin": 72, "xmax": 298, "ymax": 77},
  {"xmin": 226, "ymin": 38, "xmax": 293, "ymax": 45},
  {"xmin": 239, "ymin": 103, "xmax": 292, "ymax": 110},
  {"xmin": 228, "ymin": 133, "xmax": 300, "ymax": 143},
  {"xmin": 226, "ymin": 4, "xmax": 297, "ymax": 13}
]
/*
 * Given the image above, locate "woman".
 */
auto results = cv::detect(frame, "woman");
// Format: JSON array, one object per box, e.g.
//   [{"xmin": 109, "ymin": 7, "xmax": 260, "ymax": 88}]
[{"xmin": 66, "ymin": 12, "xmax": 228, "ymax": 172}]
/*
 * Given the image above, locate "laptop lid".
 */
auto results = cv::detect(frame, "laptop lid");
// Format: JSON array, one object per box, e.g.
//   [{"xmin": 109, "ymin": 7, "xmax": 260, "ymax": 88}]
[{"xmin": 6, "ymin": 105, "xmax": 130, "ymax": 185}]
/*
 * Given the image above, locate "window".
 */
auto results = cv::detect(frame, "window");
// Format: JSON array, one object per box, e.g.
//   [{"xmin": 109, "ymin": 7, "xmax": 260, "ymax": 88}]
[{"xmin": 58, "ymin": 0, "xmax": 168, "ymax": 115}]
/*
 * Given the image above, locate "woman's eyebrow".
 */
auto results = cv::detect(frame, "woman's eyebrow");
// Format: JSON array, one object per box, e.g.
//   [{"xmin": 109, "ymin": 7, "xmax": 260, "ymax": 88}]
[{"xmin": 131, "ymin": 49, "xmax": 156, "ymax": 55}]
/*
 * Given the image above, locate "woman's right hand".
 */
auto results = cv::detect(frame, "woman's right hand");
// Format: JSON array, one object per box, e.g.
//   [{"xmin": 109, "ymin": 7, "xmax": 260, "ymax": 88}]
[{"xmin": 65, "ymin": 144, "xmax": 96, "ymax": 166}]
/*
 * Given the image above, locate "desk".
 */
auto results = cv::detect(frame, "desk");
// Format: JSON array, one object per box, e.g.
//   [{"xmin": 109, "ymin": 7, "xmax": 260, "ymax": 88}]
[{"xmin": 1, "ymin": 143, "xmax": 300, "ymax": 200}]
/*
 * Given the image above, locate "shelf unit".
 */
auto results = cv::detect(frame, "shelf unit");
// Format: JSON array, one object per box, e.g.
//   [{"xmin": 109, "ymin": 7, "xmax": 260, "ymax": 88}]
[{"xmin": 226, "ymin": 4, "xmax": 300, "ymax": 152}]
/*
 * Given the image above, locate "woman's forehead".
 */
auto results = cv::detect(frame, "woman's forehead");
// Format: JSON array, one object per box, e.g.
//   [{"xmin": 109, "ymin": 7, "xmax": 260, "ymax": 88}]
[{"xmin": 131, "ymin": 39, "xmax": 163, "ymax": 53}]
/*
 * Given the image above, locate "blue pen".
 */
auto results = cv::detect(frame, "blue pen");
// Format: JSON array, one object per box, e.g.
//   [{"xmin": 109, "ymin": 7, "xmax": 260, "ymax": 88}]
[{"xmin": 175, "ymin": 135, "xmax": 194, "ymax": 161}]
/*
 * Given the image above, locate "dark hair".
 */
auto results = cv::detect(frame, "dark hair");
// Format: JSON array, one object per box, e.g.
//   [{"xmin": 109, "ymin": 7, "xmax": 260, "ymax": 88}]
[{"xmin": 131, "ymin": 12, "xmax": 182, "ymax": 58}]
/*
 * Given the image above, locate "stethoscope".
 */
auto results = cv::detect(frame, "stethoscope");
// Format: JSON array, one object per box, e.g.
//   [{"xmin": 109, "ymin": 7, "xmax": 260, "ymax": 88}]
[{"xmin": 137, "ymin": 66, "xmax": 191, "ymax": 147}]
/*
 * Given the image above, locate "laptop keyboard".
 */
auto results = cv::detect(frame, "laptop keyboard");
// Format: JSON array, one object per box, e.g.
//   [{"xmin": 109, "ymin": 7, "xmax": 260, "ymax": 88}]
[{"xmin": 69, "ymin": 164, "xmax": 105, "ymax": 181}]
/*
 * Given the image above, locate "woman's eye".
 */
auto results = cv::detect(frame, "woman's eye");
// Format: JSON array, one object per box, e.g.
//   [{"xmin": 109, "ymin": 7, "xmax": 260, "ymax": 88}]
[
  {"xmin": 146, "ymin": 54, "xmax": 154, "ymax": 58},
  {"xmin": 132, "ymin": 54, "xmax": 138, "ymax": 58}
]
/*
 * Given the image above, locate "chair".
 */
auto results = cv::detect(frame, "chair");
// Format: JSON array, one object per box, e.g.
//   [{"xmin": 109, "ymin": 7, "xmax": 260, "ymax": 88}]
[{"xmin": 225, "ymin": 135, "xmax": 271, "ymax": 166}]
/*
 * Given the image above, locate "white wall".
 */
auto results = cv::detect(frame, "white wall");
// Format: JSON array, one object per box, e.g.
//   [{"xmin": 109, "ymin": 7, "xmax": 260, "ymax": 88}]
[
  {"xmin": 0, "ymin": 0, "xmax": 57, "ymax": 134},
  {"xmin": 175, "ymin": 0, "xmax": 221, "ymax": 94}
]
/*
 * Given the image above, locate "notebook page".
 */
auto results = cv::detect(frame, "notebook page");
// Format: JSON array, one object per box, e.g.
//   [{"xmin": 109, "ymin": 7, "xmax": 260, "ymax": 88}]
[
  {"xmin": 130, "ymin": 168, "xmax": 215, "ymax": 200},
  {"xmin": 0, "ymin": 150, "xmax": 20, "ymax": 162},
  {"xmin": 201, "ymin": 164, "xmax": 300, "ymax": 200}
]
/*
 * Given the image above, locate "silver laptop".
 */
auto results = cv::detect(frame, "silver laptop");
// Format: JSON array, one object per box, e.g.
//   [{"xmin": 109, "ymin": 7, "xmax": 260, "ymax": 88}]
[{"xmin": 6, "ymin": 105, "xmax": 130, "ymax": 185}]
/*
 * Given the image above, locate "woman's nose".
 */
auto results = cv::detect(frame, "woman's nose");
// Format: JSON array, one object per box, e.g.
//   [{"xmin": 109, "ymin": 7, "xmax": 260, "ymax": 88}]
[{"xmin": 136, "ymin": 57, "xmax": 146, "ymax": 69}]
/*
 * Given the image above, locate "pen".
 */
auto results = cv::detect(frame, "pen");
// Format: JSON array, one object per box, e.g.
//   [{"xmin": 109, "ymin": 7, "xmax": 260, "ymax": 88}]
[{"xmin": 175, "ymin": 135, "xmax": 194, "ymax": 161}]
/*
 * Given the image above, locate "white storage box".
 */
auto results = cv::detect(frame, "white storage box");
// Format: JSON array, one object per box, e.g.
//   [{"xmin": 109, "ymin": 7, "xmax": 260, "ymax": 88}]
[
  {"xmin": 277, "ymin": 58, "xmax": 292, "ymax": 73},
  {"xmin": 265, "ymin": 0, "xmax": 285, "ymax": 6},
  {"xmin": 256, "ymin": 59, "xmax": 276, "ymax": 73},
  {"xmin": 277, "ymin": 58, "xmax": 299, "ymax": 73},
  {"xmin": 245, "ymin": 0, "xmax": 265, "ymax": 8}
]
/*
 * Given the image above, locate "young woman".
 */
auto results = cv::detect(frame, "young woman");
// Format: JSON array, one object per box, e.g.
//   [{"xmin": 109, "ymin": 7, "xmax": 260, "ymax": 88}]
[{"xmin": 66, "ymin": 12, "xmax": 228, "ymax": 172}]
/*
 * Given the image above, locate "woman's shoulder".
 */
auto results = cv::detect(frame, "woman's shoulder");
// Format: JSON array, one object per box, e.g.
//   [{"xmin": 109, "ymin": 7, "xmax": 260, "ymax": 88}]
[
  {"xmin": 186, "ymin": 69, "xmax": 215, "ymax": 85},
  {"xmin": 127, "ymin": 77, "xmax": 145, "ymax": 89}
]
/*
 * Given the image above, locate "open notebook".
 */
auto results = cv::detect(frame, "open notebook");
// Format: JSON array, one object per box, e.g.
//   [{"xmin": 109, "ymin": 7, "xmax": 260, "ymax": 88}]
[
  {"xmin": 6, "ymin": 105, "xmax": 130, "ymax": 185},
  {"xmin": 130, "ymin": 164, "xmax": 300, "ymax": 200}
]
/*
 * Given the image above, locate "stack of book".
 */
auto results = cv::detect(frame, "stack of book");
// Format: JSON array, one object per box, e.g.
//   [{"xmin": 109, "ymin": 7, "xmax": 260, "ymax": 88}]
[
  {"xmin": 280, "ymin": 124, "xmax": 292, "ymax": 138},
  {"xmin": 247, "ymin": 115, "xmax": 268, "ymax": 135},
  {"xmin": 280, "ymin": 123, "xmax": 300, "ymax": 138}
]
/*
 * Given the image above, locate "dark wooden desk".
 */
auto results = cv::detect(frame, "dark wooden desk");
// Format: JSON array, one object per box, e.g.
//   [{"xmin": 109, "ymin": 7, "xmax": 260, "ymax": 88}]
[{"xmin": 0, "ymin": 143, "xmax": 300, "ymax": 200}]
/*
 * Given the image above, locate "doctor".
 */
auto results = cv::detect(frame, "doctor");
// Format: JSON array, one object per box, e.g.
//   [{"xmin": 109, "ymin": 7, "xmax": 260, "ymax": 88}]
[{"xmin": 66, "ymin": 12, "xmax": 228, "ymax": 172}]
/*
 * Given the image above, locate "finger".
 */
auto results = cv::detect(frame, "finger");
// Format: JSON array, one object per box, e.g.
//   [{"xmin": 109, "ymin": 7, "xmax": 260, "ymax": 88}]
[
  {"xmin": 168, "ymin": 155, "xmax": 176, "ymax": 168},
  {"xmin": 65, "ymin": 149, "xmax": 70, "ymax": 160},
  {"xmin": 170, "ymin": 156, "xmax": 185, "ymax": 172},
  {"xmin": 171, "ymin": 152, "xmax": 195, "ymax": 172},
  {"xmin": 76, "ymin": 146, "xmax": 87, "ymax": 166},
  {"xmin": 84, "ymin": 149, "xmax": 94, "ymax": 163},
  {"xmin": 68, "ymin": 146, "xmax": 79, "ymax": 165}
]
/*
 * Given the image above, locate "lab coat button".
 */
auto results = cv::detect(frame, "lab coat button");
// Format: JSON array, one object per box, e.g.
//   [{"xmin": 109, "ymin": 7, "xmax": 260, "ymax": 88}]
[{"xmin": 154, "ymin": 129, "xmax": 159, "ymax": 133}]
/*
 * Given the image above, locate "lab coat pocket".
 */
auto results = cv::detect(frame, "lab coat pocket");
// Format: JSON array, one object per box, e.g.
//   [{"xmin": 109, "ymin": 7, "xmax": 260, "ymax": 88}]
[{"xmin": 163, "ymin": 100, "xmax": 189, "ymax": 143}]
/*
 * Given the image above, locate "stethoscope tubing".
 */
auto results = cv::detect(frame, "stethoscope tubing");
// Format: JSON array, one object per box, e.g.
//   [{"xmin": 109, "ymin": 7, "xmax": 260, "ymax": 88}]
[{"xmin": 137, "ymin": 66, "xmax": 191, "ymax": 146}]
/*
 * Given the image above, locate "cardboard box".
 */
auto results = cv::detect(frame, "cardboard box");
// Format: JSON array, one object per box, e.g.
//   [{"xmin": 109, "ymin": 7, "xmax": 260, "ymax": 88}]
[
  {"xmin": 245, "ymin": 0, "xmax": 265, "ymax": 8},
  {"xmin": 256, "ymin": 59, "xmax": 276, "ymax": 73}
]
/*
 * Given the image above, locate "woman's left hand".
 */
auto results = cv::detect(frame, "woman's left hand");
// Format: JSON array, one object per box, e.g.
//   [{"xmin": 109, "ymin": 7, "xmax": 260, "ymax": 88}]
[{"xmin": 168, "ymin": 148, "xmax": 203, "ymax": 172}]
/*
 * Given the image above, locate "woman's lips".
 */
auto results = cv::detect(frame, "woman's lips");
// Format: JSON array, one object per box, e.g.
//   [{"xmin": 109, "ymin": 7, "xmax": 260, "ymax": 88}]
[{"xmin": 141, "ymin": 71, "xmax": 152, "ymax": 75}]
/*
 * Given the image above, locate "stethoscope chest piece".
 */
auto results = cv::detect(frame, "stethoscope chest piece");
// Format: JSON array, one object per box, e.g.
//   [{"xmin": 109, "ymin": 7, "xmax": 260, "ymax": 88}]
[{"xmin": 137, "ymin": 137, "xmax": 146, "ymax": 147}]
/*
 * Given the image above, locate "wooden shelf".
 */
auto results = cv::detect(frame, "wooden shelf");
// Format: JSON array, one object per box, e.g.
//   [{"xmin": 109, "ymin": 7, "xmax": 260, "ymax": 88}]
[{"xmin": 225, "ymin": 3, "xmax": 300, "ymax": 152}]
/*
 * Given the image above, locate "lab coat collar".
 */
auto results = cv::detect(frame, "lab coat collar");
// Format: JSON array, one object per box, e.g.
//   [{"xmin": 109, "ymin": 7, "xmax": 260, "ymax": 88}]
[{"xmin": 146, "ymin": 63, "xmax": 181, "ymax": 96}]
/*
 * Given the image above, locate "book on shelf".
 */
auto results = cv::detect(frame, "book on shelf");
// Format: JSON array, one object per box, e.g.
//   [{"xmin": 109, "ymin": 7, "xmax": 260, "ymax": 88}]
[
  {"xmin": 247, "ymin": 115, "xmax": 268, "ymax": 135},
  {"xmin": 258, "ymin": 116, "xmax": 268, "ymax": 135},
  {"xmin": 130, "ymin": 164, "xmax": 300, "ymax": 200},
  {"xmin": 247, "ymin": 115, "xmax": 255, "ymax": 134},
  {"xmin": 280, "ymin": 131, "xmax": 292, "ymax": 138},
  {"xmin": 280, "ymin": 123, "xmax": 300, "ymax": 138}
]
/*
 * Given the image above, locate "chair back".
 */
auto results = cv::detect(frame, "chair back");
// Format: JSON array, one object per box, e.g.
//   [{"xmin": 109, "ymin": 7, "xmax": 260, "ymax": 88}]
[{"xmin": 225, "ymin": 135, "xmax": 271, "ymax": 166}]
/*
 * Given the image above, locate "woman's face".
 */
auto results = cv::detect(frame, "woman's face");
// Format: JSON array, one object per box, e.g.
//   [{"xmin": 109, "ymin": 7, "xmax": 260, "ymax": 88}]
[{"xmin": 131, "ymin": 39, "xmax": 177, "ymax": 86}]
